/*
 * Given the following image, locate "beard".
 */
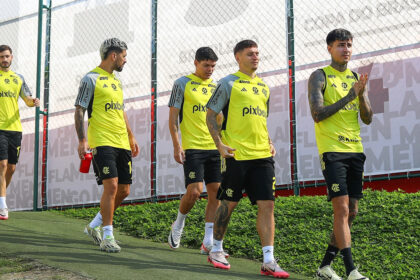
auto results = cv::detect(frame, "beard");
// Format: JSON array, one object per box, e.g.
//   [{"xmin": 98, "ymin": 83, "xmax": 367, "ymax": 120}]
[{"xmin": 1, "ymin": 61, "xmax": 11, "ymax": 69}]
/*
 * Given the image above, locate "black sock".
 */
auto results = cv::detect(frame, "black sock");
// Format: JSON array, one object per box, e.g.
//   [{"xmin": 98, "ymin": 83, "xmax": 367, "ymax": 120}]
[
  {"xmin": 320, "ymin": 244, "xmax": 339, "ymax": 268},
  {"xmin": 341, "ymin": 247, "xmax": 356, "ymax": 276}
]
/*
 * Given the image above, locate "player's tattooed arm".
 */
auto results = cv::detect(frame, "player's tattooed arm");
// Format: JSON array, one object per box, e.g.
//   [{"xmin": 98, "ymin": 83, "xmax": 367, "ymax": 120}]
[
  {"xmin": 308, "ymin": 70, "xmax": 357, "ymax": 123},
  {"xmin": 74, "ymin": 105, "xmax": 86, "ymax": 141},
  {"xmin": 206, "ymin": 108, "xmax": 223, "ymax": 148},
  {"xmin": 356, "ymin": 74, "xmax": 373, "ymax": 125}
]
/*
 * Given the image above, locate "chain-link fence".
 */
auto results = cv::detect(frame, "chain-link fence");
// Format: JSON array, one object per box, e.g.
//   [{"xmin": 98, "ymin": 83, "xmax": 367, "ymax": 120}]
[{"xmin": 1, "ymin": 0, "xmax": 419, "ymax": 210}]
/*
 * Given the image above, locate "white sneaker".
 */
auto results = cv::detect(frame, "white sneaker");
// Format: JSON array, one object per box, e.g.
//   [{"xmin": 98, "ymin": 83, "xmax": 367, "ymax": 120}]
[
  {"xmin": 100, "ymin": 236, "xmax": 121, "ymax": 253},
  {"xmin": 0, "ymin": 208, "xmax": 8, "ymax": 220},
  {"xmin": 317, "ymin": 265, "xmax": 342, "ymax": 280},
  {"xmin": 168, "ymin": 223, "xmax": 183, "ymax": 249},
  {"xmin": 347, "ymin": 269, "xmax": 369, "ymax": 280},
  {"xmin": 200, "ymin": 243, "xmax": 229, "ymax": 257},
  {"xmin": 84, "ymin": 224, "xmax": 102, "ymax": 245}
]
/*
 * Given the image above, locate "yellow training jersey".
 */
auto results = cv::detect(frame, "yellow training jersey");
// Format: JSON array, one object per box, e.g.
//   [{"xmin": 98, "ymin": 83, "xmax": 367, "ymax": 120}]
[
  {"xmin": 207, "ymin": 71, "xmax": 271, "ymax": 160},
  {"xmin": 74, "ymin": 66, "xmax": 129, "ymax": 150},
  {"xmin": 315, "ymin": 65, "xmax": 363, "ymax": 154},
  {"xmin": 0, "ymin": 70, "xmax": 32, "ymax": 132},
  {"xmin": 168, "ymin": 73, "xmax": 217, "ymax": 150}
]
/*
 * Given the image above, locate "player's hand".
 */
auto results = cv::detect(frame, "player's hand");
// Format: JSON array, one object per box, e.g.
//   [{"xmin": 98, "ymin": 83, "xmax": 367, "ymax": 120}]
[
  {"xmin": 33, "ymin": 98, "xmax": 40, "ymax": 107},
  {"xmin": 270, "ymin": 143, "xmax": 276, "ymax": 157},
  {"xmin": 173, "ymin": 145, "xmax": 185, "ymax": 164},
  {"xmin": 78, "ymin": 139, "xmax": 89, "ymax": 160},
  {"xmin": 129, "ymin": 135, "xmax": 139, "ymax": 158},
  {"xmin": 217, "ymin": 142, "xmax": 235, "ymax": 158},
  {"xmin": 354, "ymin": 74, "xmax": 369, "ymax": 98}
]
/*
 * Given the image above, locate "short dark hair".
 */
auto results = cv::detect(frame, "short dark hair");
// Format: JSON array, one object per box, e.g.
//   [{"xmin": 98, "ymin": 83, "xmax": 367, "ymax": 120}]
[
  {"xmin": 0, "ymin": 45, "xmax": 12, "ymax": 54},
  {"xmin": 234, "ymin": 40, "xmax": 258, "ymax": 55},
  {"xmin": 326, "ymin": 29, "xmax": 353, "ymax": 46},
  {"xmin": 195, "ymin": 47, "xmax": 218, "ymax": 62}
]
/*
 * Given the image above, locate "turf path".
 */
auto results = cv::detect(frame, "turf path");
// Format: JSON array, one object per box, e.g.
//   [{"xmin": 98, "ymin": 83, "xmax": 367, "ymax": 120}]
[{"xmin": 0, "ymin": 211, "xmax": 310, "ymax": 280}]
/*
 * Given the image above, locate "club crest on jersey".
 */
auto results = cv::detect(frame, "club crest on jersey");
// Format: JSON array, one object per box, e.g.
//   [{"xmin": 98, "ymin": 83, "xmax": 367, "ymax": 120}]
[
  {"xmin": 111, "ymin": 84, "xmax": 117, "ymax": 91},
  {"xmin": 252, "ymin": 87, "xmax": 259, "ymax": 95},
  {"xmin": 202, "ymin": 87, "xmax": 208, "ymax": 95}
]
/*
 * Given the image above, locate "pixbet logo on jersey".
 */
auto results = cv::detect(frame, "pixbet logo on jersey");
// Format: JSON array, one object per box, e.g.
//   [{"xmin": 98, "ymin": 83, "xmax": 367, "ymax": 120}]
[
  {"xmin": 242, "ymin": 105, "xmax": 267, "ymax": 118},
  {"xmin": 105, "ymin": 101, "xmax": 124, "ymax": 111},
  {"xmin": 192, "ymin": 104, "xmax": 207, "ymax": 113}
]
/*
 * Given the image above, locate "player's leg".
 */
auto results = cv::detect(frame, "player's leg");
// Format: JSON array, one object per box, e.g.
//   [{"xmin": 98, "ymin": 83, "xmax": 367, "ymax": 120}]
[
  {"xmin": 114, "ymin": 148, "xmax": 133, "ymax": 211},
  {"xmin": 247, "ymin": 158, "xmax": 289, "ymax": 278},
  {"xmin": 169, "ymin": 150, "xmax": 205, "ymax": 249},
  {"xmin": 200, "ymin": 150, "xmax": 222, "ymax": 253},
  {"xmin": 0, "ymin": 159, "xmax": 8, "ymax": 220}
]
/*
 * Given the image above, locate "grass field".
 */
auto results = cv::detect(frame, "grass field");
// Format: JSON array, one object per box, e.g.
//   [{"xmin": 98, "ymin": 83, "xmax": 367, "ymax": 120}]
[{"xmin": 0, "ymin": 212, "xmax": 309, "ymax": 280}]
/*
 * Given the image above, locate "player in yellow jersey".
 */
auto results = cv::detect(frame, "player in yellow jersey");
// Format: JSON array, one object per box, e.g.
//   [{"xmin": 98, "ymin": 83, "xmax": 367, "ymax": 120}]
[
  {"xmin": 0, "ymin": 45, "xmax": 40, "ymax": 220},
  {"xmin": 74, "ymin": 38, "xmax": 139, "ymax": 253},
  {"xmin": 167, "ymin": 47, "xmax": 224, "ymax": 254},
  {"xmin": 206, "ymin": 40, "xmax": 289, "ymax": 278},
  {"xmin": 308, "ymin": 29, "xmax": 372, "ymax": 280}
]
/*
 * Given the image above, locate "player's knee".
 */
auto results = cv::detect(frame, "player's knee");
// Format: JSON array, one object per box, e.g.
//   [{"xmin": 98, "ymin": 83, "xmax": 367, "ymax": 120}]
[
  {"xmin": 0, "ymin": 161, "xmax": 7, "ymax": 173},
  {"xmin": 334, "ymin": 205, "xmax": 349, "ymax": 219},
  {"xmin": 186, "ymin": 189, "xmax": 201, "ymax": 201},
  {"xmin": 7, "ymin": 165, "xmax": 16, "ymax": 175},
  {"xmin": 349, "ymin": 209, "xmax": 358, "ymax": 219}
]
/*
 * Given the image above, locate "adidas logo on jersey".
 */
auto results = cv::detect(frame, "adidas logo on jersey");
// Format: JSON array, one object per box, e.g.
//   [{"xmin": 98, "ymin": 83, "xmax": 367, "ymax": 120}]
[
  {"xmin": 241, "ymin": 87, "xmax": 247, "ymax": 92},
  {"xmin": 242, "ymin": 105, "xmax": 267, "ymax": 118},
  {"xmin": 105, "ymin": 101, "xmax": 124, "ymax": 111},
  {"xmin": 192, "ymin": 104, "xmax": 207, "ymax": 113}
]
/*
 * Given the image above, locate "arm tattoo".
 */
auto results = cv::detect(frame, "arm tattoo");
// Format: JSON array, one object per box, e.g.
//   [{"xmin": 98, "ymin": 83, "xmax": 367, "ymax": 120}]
[
  {"xmin": 214, "ymin": 200, "xmax": 231, "ymax": 240},
  {"xmin": 206, "ymin": 109, "xmax": 222, "ymax": 147},
  {"xmin": 358, "ymin": 94, "xmax": 373, "ymax": 125},
  {"xmin": 308, "ymin": 70, "xmax": 357, "ymax": 123},
  {"xmin": 74, "ymin": 106, "xmax": 86, "ymax": 141}
]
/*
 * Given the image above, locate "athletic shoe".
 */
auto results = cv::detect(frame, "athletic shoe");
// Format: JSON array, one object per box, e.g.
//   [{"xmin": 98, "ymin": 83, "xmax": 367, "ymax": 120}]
[
  {"xmin": 316, "ymin": 265, "xmax": 342, "ymax": 280},
  {"xmin": 84, "ymin": 224, "xmax": 102, "ymax": 245},
  {"xmin": 0, "ymin": 208, "xmax": 8, "ymax": 220},
  {"xmin": 347, "ymin": 269, "xmax": 369, "ymax": 280},
  {"xmin": 100, "ymin": 236, "xmax": 121, "ymax": 253},
  {"xmin": 260, "ymin": 260, "xmax": 290, "ymax": 278},
  {"xmin": 168, "ymin": 223, "xmax": 182, "ymax": 249},
  {"xmin": 200, "ymin": 243, "xmax": 229, "ymax": 258},
  {"xmin": 208, "ymin": 251, "xmax": 230, "ymax": 270}
]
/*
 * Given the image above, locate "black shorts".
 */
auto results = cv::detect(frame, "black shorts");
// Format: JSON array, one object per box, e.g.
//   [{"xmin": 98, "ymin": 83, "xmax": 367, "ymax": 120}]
[
  {"xmin": 217, "ymin": 157, "xmax": 275, "ymax": 205},
  {"xmin": 320, "ymin": 152, "xmax": 366, "ymax": 201},
  {"xmin": 0, "ymin": 130, "xmax": 22, "ymax": 164},
  {"xmin": 92, "ymin": 146, "xmax": 132, "ymax": 185},
  {"xmin": 183, "ymin": 149, "xmax": 221, "ymax": 187}
]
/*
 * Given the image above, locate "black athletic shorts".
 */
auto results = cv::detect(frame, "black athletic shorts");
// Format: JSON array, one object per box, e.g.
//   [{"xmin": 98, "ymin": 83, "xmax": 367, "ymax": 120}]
[
  {"xmin": 320, "ymin": 152, "xmax": 366, "ymax": 201},
  {"xmin": 92, "ymin": 146, "xmax": 132, "ymax": 185},
  {"xmin": 0, "ymin": 130, "xmax": 22, "ymax": 164},
  {"xmin": 217, "ymin": 157, "xmax": 276, "ymax": 205},
  {"xmin": 183, "ymin": 149, "xmax": 221, "ymax": 187}
]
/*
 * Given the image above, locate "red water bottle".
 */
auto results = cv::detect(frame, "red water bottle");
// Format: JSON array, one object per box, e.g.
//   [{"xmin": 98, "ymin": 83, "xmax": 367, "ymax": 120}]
[{"xmin": 79, "ymin": 152, "xmax": 92, "ymax": 173}]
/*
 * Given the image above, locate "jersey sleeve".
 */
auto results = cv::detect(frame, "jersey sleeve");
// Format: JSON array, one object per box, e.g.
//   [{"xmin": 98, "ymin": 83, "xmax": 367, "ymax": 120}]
[
  {"xmin": 17, "ymin": 74, "xmax": 32, "ymax": 99},
  {"xmin": 168, "ymin": 79, "xmax": 184, "ymax": 109},
  {"xmin": 74, "ymin": 74, "xmax": 95, "ymax": 109},
  {"xmin": 206, "ymin": 79, "xmax": 230, "ymax": 114}
]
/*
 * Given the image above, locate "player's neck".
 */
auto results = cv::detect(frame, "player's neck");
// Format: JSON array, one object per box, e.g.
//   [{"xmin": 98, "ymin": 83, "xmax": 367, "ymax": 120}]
[
  {"xmin": 98, "ymin": 62, "xmax": 114, "ymax": 74},
  {"xmin": 239, "ymin": 68, "xmax": 256, "ymax": 78},
  {"xmin": 330, "ymin": 60, "xmax": 348, "ymax": 72},
  {"xmin": 0, "ymin": 67, "xmax": 10, "ymax": 72}
]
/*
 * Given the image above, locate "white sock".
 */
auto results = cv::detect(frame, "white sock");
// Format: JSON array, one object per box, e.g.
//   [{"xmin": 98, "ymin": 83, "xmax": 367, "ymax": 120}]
[
  {"xmin": 211, "ymin": 239, "xmax": 223, "ymax": 253},
  {"xmin": 89, "ymin": 212, "xmax": 102, "ymax": 228},
  {"xmin": 203, "ymin": 222, "xmax": 214, "ymax": 247},
  {"xmin": 103, "ymin": 225, "xmax": 114, "ymax": 239},
  {"xmin": 0, "ymin": 197, "xmax": 6, "ymax": 209},
  {"xmin": 174, "ymin": 210, "xmax": 187, "ymax": 229},
  {"xmin": 263, "ymin": 246, "xmax": 275, "ymax": 263}
]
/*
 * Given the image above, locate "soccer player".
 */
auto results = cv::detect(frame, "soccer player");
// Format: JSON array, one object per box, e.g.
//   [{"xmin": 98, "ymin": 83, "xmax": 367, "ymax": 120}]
[
  {"xmin": 74, "ymin": 38, "xmax": 139, "ymax": 253},
  {"xmin": 205, "ymin": 40, "xmax": 290, "ymax": 278},
  {"xmin": 308, "ymin": 29, "xmax": 372, "ymax": 280},
  {"xmin": 0, "ymin": 45, "xmax": 40, "ymax": 220},
  {"xmin": 167, "ymin": 47, "xmax": 224, "ymax": 254}
]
